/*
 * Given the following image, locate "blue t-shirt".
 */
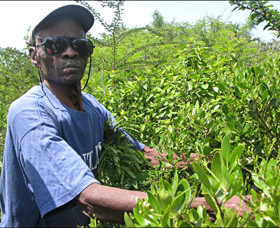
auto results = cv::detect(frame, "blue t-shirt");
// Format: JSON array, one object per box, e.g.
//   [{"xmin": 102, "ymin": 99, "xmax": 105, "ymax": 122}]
[{"xmin": 0, "ymin": 84, "xmax": 144, "ymax": 227}]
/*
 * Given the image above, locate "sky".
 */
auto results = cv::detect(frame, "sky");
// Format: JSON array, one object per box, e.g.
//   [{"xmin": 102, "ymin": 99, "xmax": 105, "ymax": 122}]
[{"xmin": 1, "ymin": 1, "xmax": 280, "ymax": 50}]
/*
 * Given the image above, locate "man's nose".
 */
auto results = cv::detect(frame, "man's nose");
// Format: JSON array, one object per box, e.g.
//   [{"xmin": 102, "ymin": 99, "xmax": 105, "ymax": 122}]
[{"xmin": 61, "ymin": 45, "xmax": 78, "ymax": 58}]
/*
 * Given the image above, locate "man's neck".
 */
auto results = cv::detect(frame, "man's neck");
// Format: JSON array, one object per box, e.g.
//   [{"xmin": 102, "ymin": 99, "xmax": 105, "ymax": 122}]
[{"xmin": 43, "ymin": 80, "xmax": 84, "ymax": 112}]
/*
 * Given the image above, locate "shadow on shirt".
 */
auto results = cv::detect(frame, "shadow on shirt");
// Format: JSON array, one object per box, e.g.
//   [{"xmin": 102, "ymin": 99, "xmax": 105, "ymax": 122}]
[{"xmin": 25, "ymin": 160, "xmax": 90, "ymax": 227}]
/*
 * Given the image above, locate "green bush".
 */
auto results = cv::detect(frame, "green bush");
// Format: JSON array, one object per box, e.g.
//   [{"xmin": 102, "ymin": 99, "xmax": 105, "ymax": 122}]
[{"xmin": 1, "ymin": 6, "xmax": 280, "ymax": 226}]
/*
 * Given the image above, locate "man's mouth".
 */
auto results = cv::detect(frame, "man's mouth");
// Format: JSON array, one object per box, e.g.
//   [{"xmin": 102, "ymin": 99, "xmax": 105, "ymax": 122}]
[{"xmin": 63, "ymin": 65, "xmax": 80, "ymax": 69}]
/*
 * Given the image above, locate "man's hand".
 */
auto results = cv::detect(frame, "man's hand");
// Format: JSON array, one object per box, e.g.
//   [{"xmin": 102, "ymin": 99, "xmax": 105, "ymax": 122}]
[
  {"xmin": 189, "ymin": 195, "xmax": 252, "ymax": 217},
  {"xmin": 142, "ymin": 146, "xmax": 198, "ymax": 167},
  {"xmin": 224, "ymin": 195, "xmax": 252, "ymax": 217},
  {"xmin": 142, "ymin": 146, "xmax": 163, "ymax": 166}
]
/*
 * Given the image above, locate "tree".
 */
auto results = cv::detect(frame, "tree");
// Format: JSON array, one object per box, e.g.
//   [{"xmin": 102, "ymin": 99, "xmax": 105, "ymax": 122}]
[
  {"xmin": 229, "ymin": 0, "xmax": 280, "ymax": 37},
  {"xmin": 76, "ymin": 0, "xmax": 185, "ymax": 97},
  {"xmin": 152, "ymin": 10, "xmax": 164, "ymax": 29}
]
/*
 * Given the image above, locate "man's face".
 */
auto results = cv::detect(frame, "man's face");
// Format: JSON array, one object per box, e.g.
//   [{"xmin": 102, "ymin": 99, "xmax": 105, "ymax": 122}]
[{"xmin": 32, "ymin": 19, "xmax": 88, "ymax": 85}]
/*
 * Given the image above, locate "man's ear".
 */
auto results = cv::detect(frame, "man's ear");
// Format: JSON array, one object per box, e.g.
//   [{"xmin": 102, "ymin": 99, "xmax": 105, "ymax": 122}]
[{"xmin": 29, "ymin": 47, "xmax": 40, "ymax": 68}]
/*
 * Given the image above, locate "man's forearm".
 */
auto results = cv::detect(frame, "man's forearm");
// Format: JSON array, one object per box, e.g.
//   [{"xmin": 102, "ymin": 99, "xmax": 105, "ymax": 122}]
[{"xmin": 77, "ymin": 183, "xmax": 147, "ymax": 223}]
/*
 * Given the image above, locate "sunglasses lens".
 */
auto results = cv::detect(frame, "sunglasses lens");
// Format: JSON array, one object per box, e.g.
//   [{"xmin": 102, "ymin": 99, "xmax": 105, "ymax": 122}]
[
  {"xmin": 41, "ymin": 37, "xmax": 93, "ymax": 57},
  {"xmin": 44, "ymin": 37, "xmax": 68, "ymax": 56},
  {"xmin": 72, "ymin": 39, "xmax": 93, "ymax": 57}
]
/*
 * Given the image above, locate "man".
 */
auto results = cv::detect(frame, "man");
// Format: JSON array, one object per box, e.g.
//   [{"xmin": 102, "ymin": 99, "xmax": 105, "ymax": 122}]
[
  {"xmin": 0, "ymin": 4, "xmax": 161, "ymax": 227},
  {"xmin": 0, "ymin": 4, "xmax": 250, "ymax": 227}
]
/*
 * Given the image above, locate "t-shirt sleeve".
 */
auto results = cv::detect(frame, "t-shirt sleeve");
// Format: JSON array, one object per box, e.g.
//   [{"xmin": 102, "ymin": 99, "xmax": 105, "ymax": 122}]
[
  {"xmin": 85, "ymin": 94, "xmax": 145, "ymax": 151},
  {"xmin": 19, "ymin": 118, "xmax": 97, "ymax": 218}
]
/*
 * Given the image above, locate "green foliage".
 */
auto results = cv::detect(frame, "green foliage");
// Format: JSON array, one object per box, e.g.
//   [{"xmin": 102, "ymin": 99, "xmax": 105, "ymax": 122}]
[
  {"xmin": 230, "ymin": 0, "xmax": 280, "ymax": 37},
  {"xmin": 122, "ymin": 137, "xmax": 280, "ymax": 227},
  {"xmin": 193, "ymin": 137, "xmax": 245, "ymax": 225},
  {"xmin": 1, "ymin": 1, "xmax": 280, "ymax": 226},
  {"xmin": 124, "ymin": 171, "xmax": 192, "ymax": 227},
  {"xmin": 90, "ymin": 11, "xmax": 280, "ymax": 225},
  {"xmin": 97, "ymin": 35, "xmax": 277, "ymax": 158},
  {"xmin": 81, "ymin": 9, "xmax": 280, "ymax": 225},
  {"xmin": 122, "ymin": 139, "xmax": 242, "ymax": 227},
  {"xmin": 152, "ymin": 10, "xmax": 165, "ymax": 29}
]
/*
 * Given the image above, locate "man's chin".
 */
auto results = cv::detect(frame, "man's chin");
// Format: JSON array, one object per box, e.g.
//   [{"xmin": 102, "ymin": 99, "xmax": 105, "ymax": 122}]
[{"xmin": 62, "ymin": 74, "xmax": 84, "ymax": 84}]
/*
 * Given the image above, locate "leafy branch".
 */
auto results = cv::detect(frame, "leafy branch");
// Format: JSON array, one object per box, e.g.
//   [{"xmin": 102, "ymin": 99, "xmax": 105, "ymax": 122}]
[{"xmin": 229, "ymin": 0, "xmax": 280, "ymax": 37}]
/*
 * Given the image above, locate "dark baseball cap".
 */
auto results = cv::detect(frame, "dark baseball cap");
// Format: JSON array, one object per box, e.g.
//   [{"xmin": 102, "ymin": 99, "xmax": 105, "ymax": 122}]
[{"xmin": 31, "ymin": 4, "xmax": 94, "ymax": 39}]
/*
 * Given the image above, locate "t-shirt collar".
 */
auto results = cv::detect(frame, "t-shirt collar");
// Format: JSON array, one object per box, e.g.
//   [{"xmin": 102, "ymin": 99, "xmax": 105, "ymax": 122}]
[{"xmin": 40, "ymin": 83, "xmax": 67, "ymax": 111}]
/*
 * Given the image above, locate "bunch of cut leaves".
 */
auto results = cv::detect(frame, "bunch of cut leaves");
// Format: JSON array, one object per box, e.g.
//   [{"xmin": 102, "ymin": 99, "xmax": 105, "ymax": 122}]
[{"xmin": 98, "ymin": 121, "xmax": 149, "ymax": 190}]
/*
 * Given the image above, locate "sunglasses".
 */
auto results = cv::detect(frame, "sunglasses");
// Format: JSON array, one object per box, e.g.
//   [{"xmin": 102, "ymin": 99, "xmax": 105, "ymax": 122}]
[{"xmin": 36, "ymin": 36, "xmax": 95, "ymax": 57}]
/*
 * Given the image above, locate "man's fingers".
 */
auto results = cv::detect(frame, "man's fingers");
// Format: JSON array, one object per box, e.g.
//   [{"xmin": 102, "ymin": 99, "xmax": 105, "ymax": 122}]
[
  {"xmin": 144, "ymin": 151, "xmax": 200, "ymax": 167},
  {"xmin": 224, "ymin": 195, "xmax": 252, "ymax": 216},
  {"xmin": 189, "ymin": 196, "xmax": 252, "ymax": 217}
]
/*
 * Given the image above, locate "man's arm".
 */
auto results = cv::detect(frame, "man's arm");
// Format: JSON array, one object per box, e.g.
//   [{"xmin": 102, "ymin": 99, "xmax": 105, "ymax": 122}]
[
  {"xmin": 77, "ymin": 183, "xmax": 251, "ymax": 224},
  {"xmin": 77, "ymin": 183, "xmax": 147, "ymax": 224}
]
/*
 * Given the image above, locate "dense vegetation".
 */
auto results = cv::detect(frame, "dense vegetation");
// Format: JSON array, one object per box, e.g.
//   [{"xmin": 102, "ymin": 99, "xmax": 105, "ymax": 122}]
[{"xmin": 1, "ymin": 0, "xmax": 280, "ymax": 227}]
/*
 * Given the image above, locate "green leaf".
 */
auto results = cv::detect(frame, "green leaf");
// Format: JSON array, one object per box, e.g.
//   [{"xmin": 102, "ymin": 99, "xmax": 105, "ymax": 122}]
[
  {"xmin": 252, "ymin": 174, "xmax": 270, "ymax": 197},
  {"xmin": 193, "ymin": 162, "xmax": 211, "ymax": 190},
  {"xmin": 159, "ymin": 188, "xmax": 172, "ymax": 210},
  {"xmin": 124, "ymin": 212, "xmax": 135, "ymax": 227},
  {"xmin": 172, "ymin": 170, "xmax": 179, "ymax": 194},
  {"xmin": 277, "ymin": 201, "xmax": 280, "ymax": 219},
  {"xmin": 221, "ymin": 164, "xmax": 229, "ymax": 187},
  {"xmin": 178, "ymin": 179, "xmax": 191, "ymax": 203},
  {"xmin": 195, "ymin": 100, "xmax": 200, "ymax": 112},
  {"xmin": 195, "ymin": 218, "xmax": 203, "ymax": 227},
  {"xmin": 162, "ymin": 179, "xmax": 173, "ymax": 195},
  {"xmin": 197, "ymin": 205, "xmax": 203, "ymax": 218},
  {"xmin": 122, "ymin": 166, "xmax": 136, "ymax": 179},
  {"xmin": 172, "ymin": 179, "xmax": 191, "ymax": 213},
  {"xmin": 171, "ymin": 190, "xmax": 186, "ymax": 213},
  {"xmin": 229, "ymin": 145, "xmax": 243, "ymax": 169},
  {"xmin": 204, "ymin": 194, "xmax": 218, "ymax": 213},
  {"xmin": 202, "ymin": 83, "xmax": 209, "ymax": 89},
  {"xmin": 221, "ymin": 136, "xmax": 231, "ymax": 166},
  {"xmin": 161, "ymin": 205, "xmax": 171, "ymax": 227},
  {"xmin": 218, "ymin": 82, "xmax": 227, "ymax": 93},
  {"xmin": 225, "ymin": 208, "xmax": 238, "ymax": 227},
  {"xmin": 211, "ymin": 152, "xmax": 223, "ymax": 182},
  {"xmin": 147, "ymin": 191, "xmax": 161, "ymax": 214},
  {"xmin": 266, "ymin": 158, "xmax": 277, "ymax": 187},
  {"xmin": 213, "ymin": 87, "xmax": 219, "ymax": 93},
  {"xmin": 133, "ymin": 207, "xmax": 148, "ymax": 226},
  {"xmin": 227, "ymin": 169, "xmax": 243, "ymax": 200},
  {"xmin": 251, "ymin": 189, "xmax": 257, "ymax": 204}
]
